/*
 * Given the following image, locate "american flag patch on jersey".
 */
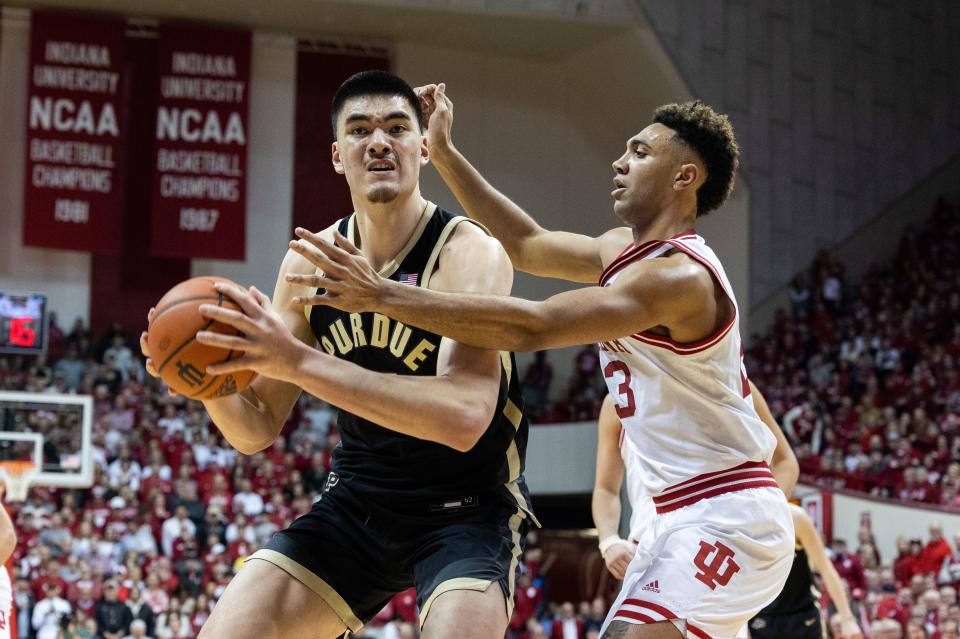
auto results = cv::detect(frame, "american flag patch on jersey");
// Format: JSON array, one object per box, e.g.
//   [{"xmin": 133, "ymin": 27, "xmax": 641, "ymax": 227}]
[{"xmin": 399, "ymin": 272, "xmax": 419, "ymax": 286}]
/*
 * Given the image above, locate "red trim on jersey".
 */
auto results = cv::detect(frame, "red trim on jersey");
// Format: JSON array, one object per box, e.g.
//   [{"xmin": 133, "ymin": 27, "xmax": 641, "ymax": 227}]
[
  {"xmin": 621, "ymin": 598, "xmax": 677, "ymax": 619},
  {"xmin": 613, "ymin": 610, "xmax": 657, "ymax": 624},
  {"xmin": 686, "ymin": 624, "xmax": 716, "ymax": 639},
  {"xmin": 652, "ymin": 461, "xmax": 778, "ymax": 514},
  {"xmin": 598, "ymin": 230, "xmax": 697, "ymax": 287},
  {"xmin": 614, "ymin": 599, "xmax": 717, "ymax": 638},
  {"xmin": 625, "ymin": 237, "xmax": 737, "ymax": 356},
  {"xmin": 663, "ymin": 460, "xmax": 768, "ymax": 491}
]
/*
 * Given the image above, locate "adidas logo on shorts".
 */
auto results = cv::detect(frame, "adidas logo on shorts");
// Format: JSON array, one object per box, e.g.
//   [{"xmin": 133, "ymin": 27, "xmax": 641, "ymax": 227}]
[{"xmin": 641, "ymin": 580, "xmax": 660, "ymax": 593}]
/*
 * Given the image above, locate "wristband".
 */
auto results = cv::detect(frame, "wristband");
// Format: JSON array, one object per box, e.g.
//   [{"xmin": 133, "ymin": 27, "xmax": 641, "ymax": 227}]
[{"xmin": 598, "ymin": 535, "xmax": 627, "ymax": 556}]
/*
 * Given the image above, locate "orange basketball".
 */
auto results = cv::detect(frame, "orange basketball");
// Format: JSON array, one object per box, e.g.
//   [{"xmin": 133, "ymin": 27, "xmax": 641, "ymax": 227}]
[{"xmin": 146, "ymin": 276, "xmax": 257, "ymax": 399}]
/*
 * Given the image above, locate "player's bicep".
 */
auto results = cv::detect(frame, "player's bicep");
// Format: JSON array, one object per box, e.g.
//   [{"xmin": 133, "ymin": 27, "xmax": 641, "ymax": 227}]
[
  {"xmin": 432, "ymin": 225, "xmax": 511, "ymax": 383},
  {"xmin": 523, "ymin": 226, "xmax": 632, "ymax": 284}
]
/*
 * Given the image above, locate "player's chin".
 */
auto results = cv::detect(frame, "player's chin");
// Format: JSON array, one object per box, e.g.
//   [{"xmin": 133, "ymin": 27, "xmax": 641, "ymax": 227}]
[{"xmin": 366, "ymin": 185, "xmax": 399, "ymax": 204}]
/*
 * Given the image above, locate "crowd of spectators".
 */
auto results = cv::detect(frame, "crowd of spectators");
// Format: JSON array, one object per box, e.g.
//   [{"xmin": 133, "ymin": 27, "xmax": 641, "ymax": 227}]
[{"xmin": 745, "ymin": 197, "xmax": 959, "ymax": 506}]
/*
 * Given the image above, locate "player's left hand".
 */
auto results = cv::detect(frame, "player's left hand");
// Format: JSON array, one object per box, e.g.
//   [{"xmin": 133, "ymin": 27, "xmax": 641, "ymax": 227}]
[
  {"xmin": 840, "ymin": 618, "xmax": 862, "ymax": 639},
  {"xmin": 194, "ymin": 282, "xmax": 305, "ymax": 381},
  {"xmin": 286, "ymin": 228, "xmax": 389, "ymax": 313}
]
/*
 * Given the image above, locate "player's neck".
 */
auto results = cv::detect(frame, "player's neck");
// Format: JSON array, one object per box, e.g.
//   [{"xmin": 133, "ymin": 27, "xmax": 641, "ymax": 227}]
[
  {"xmin": 630, "ymin": 208, "xmax": 697, "ymax": 246},
  {"xmin": 352, "ymin": 190, "xmax": 429, "ymax": 272}
]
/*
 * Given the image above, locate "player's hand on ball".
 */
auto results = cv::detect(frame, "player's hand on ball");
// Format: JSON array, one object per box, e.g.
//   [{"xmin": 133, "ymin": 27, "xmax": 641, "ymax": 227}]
[
  {"xmin": 139, "ymin": 307, "xmax": 159, "ymax": 377},
  {"xmin": 414, "ymin": 82, "xmax": 454, "ymax": 157},
  {"xmin": 287, "ymin": 229, "xmax": 386, "ymax": 313},
  {"xmin": 195, "ymin": 283, "xmax": 304, "ymax": 381},
  {"xmin": 602, "ymin": 541, "xmax": 635, "ymax": 580}
]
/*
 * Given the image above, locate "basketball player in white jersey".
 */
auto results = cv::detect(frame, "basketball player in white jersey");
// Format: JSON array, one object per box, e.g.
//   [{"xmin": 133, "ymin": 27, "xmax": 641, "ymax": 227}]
[
  {"xmin": 594, "ymin": 381, "xmax": 798, "ymax": 582},
  {"xmin": 0, "ymin": 486, "xmax": 17, "ymax": 639},
  {"xmin": 286, "ymin": 83, "xmax": 796, "ymax": 639}
]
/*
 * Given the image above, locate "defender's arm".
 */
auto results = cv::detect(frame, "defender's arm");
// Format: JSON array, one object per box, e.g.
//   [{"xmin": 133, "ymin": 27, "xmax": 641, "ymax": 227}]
[
  {"xmin": 419, "ymin": 83, "xmax": 631, "ymax": 283},
  {"xmin": 750, "ymin": 381, "xmax": 799, "ymax": 497}
]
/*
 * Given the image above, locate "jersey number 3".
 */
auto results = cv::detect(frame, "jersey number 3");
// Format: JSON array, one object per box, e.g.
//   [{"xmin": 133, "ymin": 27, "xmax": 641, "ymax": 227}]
[{"xmin": 604, "ymin": 360, "xmax": 636, "ymax": 418}]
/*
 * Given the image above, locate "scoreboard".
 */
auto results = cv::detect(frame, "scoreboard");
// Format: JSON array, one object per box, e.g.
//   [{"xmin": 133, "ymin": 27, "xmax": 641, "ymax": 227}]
[{"xmin": 0, "ymin": 292, "xmax": 47, "ymax": 355}]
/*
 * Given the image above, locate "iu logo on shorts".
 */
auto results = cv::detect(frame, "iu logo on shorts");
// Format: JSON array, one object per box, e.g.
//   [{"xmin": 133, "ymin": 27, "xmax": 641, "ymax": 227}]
[{"xmin": 693, "ymin": 540, "xmax": 740, "ymax": 590}]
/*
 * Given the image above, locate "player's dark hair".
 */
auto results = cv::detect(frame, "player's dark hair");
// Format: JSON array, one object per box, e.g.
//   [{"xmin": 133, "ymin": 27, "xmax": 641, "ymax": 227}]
[
  {"xmin": 653, "ymin": 100, "xmax": 739, "ymax": 217},
  {"xmin": 330, "ymin": 70, "xmax": 423, "ymax": 140}
]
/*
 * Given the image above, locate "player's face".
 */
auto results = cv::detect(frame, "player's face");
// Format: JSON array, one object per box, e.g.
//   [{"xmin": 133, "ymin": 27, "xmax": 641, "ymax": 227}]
[
  {"xmin": 610, "ymin": 122, "xmax": 681, "ymax": 223},
  {"xmin": 332, "ymin": 95, "xmax": 428, "ymax": 205}
]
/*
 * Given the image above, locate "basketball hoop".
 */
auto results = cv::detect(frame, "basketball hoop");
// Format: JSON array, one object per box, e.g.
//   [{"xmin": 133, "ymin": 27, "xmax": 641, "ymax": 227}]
[{"xmin": 0, "ymin": 461, "xmax": 38, "ymax": 502}]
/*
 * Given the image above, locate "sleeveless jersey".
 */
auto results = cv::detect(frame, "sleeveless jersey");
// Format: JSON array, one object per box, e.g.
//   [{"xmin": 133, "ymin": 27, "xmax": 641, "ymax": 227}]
[
  {"xmin": 757, "ymin": 545, "xmax": 818, "ymax": 615},
  {"xmin": 619, "ymin": 427, "xmax": 655, "ymax": 542},
  {"xmin": 597, "ymin": 231, "xmax": 776, "ymax": 495},
  {"xmin": 0, "ymin": 553, "xmax": 11, "ymax": 639},
  {"xmin": 307, "ymin": 203, "xmax": 535, "ymax": 519}
]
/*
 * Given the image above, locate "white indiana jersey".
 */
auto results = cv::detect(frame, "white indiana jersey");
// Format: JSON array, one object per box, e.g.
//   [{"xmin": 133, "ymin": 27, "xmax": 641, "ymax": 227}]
[
  {"xmin": 598, "ymin": 231, "xmax": 776, "ymax": 496},
  {"xmin": 619, "ymin": 429, "xmax": 655, "ymax": 543},
  {"xmin": 0, "ymin": 561, "xmax": 10, "ymax": 639}
]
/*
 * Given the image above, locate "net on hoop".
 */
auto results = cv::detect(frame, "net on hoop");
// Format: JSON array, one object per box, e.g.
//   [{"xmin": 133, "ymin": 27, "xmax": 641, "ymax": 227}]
[{"xmin": 0, "ymin": 460, "xmax": 38, "ymax": 502}]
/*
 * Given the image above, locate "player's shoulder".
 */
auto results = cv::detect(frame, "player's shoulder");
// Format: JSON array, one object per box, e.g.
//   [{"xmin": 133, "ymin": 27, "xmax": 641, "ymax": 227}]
[
  {"xmin": 598, "ymin": 226, "xmax": 636, "ymax": 268},
  {"xmin": 618, "ymin": 250, "xmax": 712, "ymax": 292},
  {"xmin": 433, "ymin": 219, "xmax": 512, "ymax": 294},
  {"xmin": 439, "ymin": 219, "xmax": 509, "ymax": 267}
]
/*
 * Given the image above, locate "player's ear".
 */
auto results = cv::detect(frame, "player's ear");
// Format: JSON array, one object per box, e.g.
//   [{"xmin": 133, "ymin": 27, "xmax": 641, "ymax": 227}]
[
  {"xmin": 674, "ymin": 162, "xmax": 699, "ymax": 191},
  {"xmin": 420, "ymin": 132, "xmax": 430, "ymax": 167},
  {"xmin": 332, "ymin": 141, "xmax": 345, "ymax": 175}
]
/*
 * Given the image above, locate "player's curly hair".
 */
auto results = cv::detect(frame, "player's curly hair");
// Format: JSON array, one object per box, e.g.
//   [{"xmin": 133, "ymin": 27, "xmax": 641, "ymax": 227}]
[{"xmin": 653, "ymin": 100, "xmax": 739, "ymax": 217}]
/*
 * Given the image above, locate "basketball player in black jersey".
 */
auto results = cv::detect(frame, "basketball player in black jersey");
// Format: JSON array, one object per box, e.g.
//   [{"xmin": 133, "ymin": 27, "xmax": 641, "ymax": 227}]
[
  {"xmin": 141, "ymin": 71, "xmax": 535, "ymax": 639},
  {"xmin": 745, "ymin": 504, "xmax": 862, "ymax": 639}
]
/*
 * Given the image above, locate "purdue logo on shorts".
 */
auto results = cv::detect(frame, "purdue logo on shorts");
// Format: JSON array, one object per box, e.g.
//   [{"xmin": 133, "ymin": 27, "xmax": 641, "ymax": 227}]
[{"xmin": 693, "ymin": 539, "xmax": 741, "ymax": 590}]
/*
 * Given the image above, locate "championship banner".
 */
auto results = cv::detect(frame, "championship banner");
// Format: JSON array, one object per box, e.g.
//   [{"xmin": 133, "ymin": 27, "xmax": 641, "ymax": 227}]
[
  {"xmin": 23, "ymin": 11, "xmax": 126, "ymax": 253},
  {"xmin": 149, "ymin": 25, "xmax": 250, "ymax": 259}
]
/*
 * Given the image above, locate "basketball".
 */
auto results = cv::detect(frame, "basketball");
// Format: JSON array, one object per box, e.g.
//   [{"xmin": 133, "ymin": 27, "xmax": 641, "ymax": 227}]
[{"xmin": 146, "ymin": 276, "xmax": 257, "ymax": 399}]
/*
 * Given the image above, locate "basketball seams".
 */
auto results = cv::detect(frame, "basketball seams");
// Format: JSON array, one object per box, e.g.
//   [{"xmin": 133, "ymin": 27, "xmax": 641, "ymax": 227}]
[
  {"xmin": 152, "ymin": 295, "xmax": 221, "ymax": 320},
  {"xmin": 150, "ymin": 279, "xmax": 253, "ymax": 398}
]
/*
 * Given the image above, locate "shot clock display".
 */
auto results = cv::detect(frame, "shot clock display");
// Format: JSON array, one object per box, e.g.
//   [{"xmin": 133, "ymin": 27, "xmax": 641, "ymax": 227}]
[{"xmin": 0, "ymin": 292, "xmax": 47, "ymax": 355}]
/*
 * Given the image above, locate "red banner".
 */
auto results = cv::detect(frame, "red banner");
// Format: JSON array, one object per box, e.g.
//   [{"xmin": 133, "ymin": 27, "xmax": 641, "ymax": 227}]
[
  {"xmin": 149, "ymin": 25, "xmax": 250, "ymax": 259},
  {"xmin": 23, "ymin": 11, "xmax": 126, "ymax": 253}
]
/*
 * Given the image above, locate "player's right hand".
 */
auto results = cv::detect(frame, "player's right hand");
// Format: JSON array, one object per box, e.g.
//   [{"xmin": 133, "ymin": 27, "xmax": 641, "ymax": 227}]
[
  {"xmin": 140, "ymin": 307, "xmax": 160, "ymax": 378},
  {"xmin": 602, "ymin": 541, "xmax": 635, "ymax": 580},
  {"xmin": 414, "ymin": 82, "xmax": 454, "ymax": 156}
]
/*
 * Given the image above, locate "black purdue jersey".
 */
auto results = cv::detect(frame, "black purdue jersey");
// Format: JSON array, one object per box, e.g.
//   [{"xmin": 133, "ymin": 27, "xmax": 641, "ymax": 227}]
[
  {"xmin": 307, "ymin": 203, "xmax": 535, "ymax": 518},
  {"xmin": 758, "ymin": 544, "xmax": 819, "ymax": 616}
]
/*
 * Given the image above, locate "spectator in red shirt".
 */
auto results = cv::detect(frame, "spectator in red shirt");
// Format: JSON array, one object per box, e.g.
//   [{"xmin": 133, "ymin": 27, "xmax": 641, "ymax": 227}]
[
  {"xmin": 832, "ymin": 538, "xmax": 867, "ymax": 593},
  {"xmin": 895, "ymin": 537, "xmax": 922, "ymax": 585},
  {"xmin": 917, "ymin": 523, "xmax": 953, "ymax": 577},
  {"xmin": 551, "ymin": 601, "xmax": 584, "ymax": 639}
]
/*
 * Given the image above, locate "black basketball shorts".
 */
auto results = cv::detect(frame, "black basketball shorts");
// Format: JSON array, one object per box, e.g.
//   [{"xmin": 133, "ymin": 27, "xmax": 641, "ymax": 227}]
[
  {"xmin": 249, "ymin": 473, "xmax": 532, "ymax": 634},
  {"xmin": 748, "ymin": 605, "xmax": 823, "ymax": 639}
]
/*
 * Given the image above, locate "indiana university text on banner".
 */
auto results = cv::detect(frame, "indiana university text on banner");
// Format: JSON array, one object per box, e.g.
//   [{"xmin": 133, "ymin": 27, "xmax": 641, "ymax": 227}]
[
  {"xmin": 149, "ymin": 25, "xmax": 251, "ymax": 260},
  {"xmin": 23, "ymin": 11, "xmax": 126, "ymax": 254}
]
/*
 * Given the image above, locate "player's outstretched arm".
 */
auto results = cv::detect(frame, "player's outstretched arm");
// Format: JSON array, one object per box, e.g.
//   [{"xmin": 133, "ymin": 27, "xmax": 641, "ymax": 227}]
[
  {"xmin": 593, "ymin": 395, "xmax": 633, "ymax": 580},
  {"xmin": 792, "ymin": 505, "xmax": 863, "ymax": 639},
  {"xmin": 749, "ymin": 381, "xmax": 799, "ymax": 497},
  {"xmin": 198, "ymin": 224, "xmax": 511, "ymax": 453},
  {"xmin": 289, "ymin": 230, "xmax": 718, "ymax": 353},
  {"xmin": 417, "ymin": 83, "xmax": 631, "ymax": 283}
]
